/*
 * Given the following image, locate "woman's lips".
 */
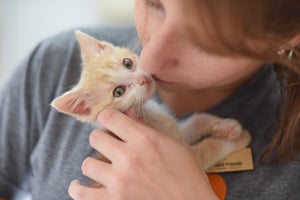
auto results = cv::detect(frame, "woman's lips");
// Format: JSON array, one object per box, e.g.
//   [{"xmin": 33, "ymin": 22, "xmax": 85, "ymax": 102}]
[
  {"xmin": 152, "ymin": 75, "xmax": 172, "ymax": 84},
  {"xmin": 152, "ymin": 75, "xmax": 183, "ymax": 91}
]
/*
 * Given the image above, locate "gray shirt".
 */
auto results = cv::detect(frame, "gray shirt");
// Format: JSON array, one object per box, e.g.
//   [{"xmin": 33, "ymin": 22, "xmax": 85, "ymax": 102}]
[{"xmin": 0, "ymin": 25, "xmax": 299, "ymax": 200}]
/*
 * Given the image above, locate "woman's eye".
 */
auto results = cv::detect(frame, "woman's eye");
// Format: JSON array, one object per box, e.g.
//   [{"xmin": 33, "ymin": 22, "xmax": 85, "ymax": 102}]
[
  {"xmin": 123, "ymin": 58, "xmax": 133, "ymax": 70},
  {"xmin": 144, "ymin": 0, "xmax": 163, "ymax": 10},
  {"xmin": 144, "ymin": 0, "xmax": 165, "ymax": 18},
  {"xmin": 113, "ymin": 86, "xmax": 126, "ymax": 97}
]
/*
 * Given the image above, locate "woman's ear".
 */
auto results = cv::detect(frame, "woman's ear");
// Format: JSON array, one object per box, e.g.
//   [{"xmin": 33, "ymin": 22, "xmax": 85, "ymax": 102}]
[
  {"xmin": 277, "ymin": 34, "xmax": 300, "ymax": 56},
  {"xmin": 288, "ymin": 33, "xmax": 300, "ymax": 48},
  {"xmin": 284, "ymin": 33, "xmax": 300, "ymax": 50}
]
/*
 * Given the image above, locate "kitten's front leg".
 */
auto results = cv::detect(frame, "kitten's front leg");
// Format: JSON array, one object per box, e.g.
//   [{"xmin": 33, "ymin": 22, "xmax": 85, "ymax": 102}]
[
  {"xmin": 179, "ymin": 113, "xmax": 251, "ymax": 170},
  {"xmin": 179, "ymin": 113, "xmax": 243, "ymax": 144}
]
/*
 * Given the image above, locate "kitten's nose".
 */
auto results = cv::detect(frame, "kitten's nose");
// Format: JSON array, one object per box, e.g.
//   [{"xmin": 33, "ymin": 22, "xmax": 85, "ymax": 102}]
[{"xmin": 137, "ymin": 75, "xmax": 150, "ymax": 85}]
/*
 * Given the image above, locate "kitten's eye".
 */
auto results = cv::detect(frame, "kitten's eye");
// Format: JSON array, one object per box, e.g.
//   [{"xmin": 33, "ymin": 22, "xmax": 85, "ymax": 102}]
[
  {"xmin": 113, "ymin": 86, "xmax": 126, "ymax": 97},
  {"xmin": 123, "ymin": 58, "xmax": 133, "ymax": 69}
]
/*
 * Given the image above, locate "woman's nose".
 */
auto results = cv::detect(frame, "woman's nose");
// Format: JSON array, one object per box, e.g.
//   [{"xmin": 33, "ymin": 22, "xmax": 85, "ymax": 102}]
[{"xmin": 139, "ymin": 26, "xmax": 180, "ymax": 74}]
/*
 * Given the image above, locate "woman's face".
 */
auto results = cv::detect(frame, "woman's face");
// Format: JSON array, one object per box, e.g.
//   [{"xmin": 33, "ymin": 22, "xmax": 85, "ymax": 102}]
[{"xmin": 134, "ymin": 0, "xmax": 263, "ymax": 93}]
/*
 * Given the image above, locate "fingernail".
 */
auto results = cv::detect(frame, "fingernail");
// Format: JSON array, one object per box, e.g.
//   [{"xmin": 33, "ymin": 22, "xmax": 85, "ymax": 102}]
[
  {"xmin": 97, "ymin": 108, "xmax": 113, "ymax": 122},
  {"xmin": 81, "ymin": 157, "xmax": 92, "ymax": 174}
]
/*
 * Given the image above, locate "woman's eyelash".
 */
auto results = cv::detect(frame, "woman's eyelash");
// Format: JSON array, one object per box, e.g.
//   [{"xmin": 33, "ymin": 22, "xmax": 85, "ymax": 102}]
[{"xmin": 144, "ymin": 0, "xmax": 163, "ymax": 10}]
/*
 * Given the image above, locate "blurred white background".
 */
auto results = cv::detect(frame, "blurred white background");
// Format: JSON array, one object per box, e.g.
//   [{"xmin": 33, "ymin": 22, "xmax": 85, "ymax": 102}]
[{"xmin": 0, "ymin": 0, "xmax": 135, "ymax": 86}]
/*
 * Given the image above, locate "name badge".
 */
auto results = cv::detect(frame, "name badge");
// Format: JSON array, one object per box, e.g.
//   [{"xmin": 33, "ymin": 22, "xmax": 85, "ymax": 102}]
[{"xmin": 207, "ymin": 147, "xmax": 254, "ymax": 173}]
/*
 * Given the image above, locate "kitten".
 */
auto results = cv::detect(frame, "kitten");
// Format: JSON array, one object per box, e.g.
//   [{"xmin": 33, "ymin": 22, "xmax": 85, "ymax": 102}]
[{"xmin": 51, "ymin": 31, "xmax": 251, "ymax": 171}]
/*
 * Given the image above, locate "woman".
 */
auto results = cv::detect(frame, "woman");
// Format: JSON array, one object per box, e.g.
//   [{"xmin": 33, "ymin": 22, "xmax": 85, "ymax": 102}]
[
  {"xmin": 68, "ymin": 0, "xmax": 300, "ymax": 199},
  {"xmin": 1, "ymin": 0, "xmax": 299, "ymax": 199}
]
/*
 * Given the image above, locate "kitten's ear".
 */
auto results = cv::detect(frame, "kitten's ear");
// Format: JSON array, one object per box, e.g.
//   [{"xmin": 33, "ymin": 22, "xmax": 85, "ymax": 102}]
[
  {"xmin": 51, "ymin": 89, "xmax": 92, "ymax": 122},
  {"xmin": 75, "ymin": 30, "xmax": 113, "ymax": 61}
]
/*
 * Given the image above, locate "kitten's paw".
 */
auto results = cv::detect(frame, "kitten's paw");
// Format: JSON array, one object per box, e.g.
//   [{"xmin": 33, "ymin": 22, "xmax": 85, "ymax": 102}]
[
  {"xmin": 237, "ymin": 130, "xmax": 252, "ymax": 148},
  {"xmin": 226, "ymin": 130, "xmax": 251, "ymax": 152},
  {"xmin": 211, "ymin": 119, "xmax": 242, "ymax": 140}
]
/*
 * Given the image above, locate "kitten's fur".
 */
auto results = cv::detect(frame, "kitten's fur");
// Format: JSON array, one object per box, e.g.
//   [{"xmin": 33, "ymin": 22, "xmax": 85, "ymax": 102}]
[{"xmin": 51, "ymin": 31, "xmax": 251, "ymax": 171}]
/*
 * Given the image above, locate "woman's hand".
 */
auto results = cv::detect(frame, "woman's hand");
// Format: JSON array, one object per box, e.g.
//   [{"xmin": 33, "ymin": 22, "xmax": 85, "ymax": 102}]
[{"xmin": 68, "ymin": 108, "xmax": 218, "ymax": 200}]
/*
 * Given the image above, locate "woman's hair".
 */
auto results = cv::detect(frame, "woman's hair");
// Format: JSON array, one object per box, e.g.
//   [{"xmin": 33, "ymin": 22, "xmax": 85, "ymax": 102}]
[{"xmin": 178, "ymin": 0, "xmax": 300, "ymax": 162}]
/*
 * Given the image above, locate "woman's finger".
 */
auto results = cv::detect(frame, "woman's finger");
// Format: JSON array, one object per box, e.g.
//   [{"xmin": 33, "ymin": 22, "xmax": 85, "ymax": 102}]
[
  {"xmin": 68, "ymin": 180, "xmax": 105, "ymax": 200},
  {"xmin": 89, "ymin": 129, "xmax": 125, "ymax": 161},
  {"xmin": 81, "ymin": 157, "xmax": 114, "ymax": 185},
  {"xmin": 97, "ymin": 108, "xmax": 145, "ymax": 142}
]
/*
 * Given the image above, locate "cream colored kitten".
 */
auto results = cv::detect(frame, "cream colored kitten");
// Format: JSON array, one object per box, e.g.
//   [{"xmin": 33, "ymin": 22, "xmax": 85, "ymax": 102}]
[{"xmin": 51, "ymin": 31, "xmax": 251, "ymax": 170}]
